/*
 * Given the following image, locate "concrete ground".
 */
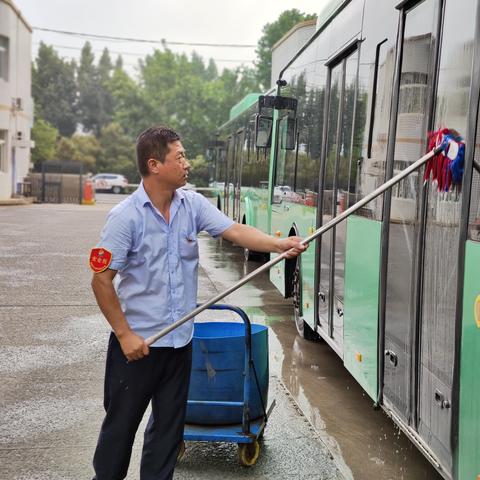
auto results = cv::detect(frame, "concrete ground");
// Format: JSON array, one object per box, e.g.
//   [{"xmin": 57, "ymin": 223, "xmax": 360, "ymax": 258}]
[
  {"xmin": 0, "ymin": 200, "xmax": 343, "ymax": 480},
  {"xmin": 0, "ymin": 195, "xmax": 442, "ymax": 480}
]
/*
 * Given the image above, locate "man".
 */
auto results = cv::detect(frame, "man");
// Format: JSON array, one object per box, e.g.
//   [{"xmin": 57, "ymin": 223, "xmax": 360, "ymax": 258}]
[{"xmin": 90, "ymin": 126, "xmax": 306, "ymax": 480}]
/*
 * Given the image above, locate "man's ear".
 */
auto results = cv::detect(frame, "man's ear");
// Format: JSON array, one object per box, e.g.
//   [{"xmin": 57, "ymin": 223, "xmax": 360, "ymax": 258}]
[{"xmin": 147, "ymin": 158, "xmax": 160, "ymax": 174}]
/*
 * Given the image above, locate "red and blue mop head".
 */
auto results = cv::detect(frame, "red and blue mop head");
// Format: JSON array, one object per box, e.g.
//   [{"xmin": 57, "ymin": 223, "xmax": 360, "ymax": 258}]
[{"xmin": 423, "ymin": 128, "xmax": 465, "ymax": 192}]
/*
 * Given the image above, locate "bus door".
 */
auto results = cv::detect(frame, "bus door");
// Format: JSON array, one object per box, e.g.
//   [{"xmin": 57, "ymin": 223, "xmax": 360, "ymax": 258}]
[
  {"xmin": 382, "ymin": 0, "xmax": 458, "ymax": 472},
  {"xmin": 232, "ymin": 129, "xmax": 245, "ymax": 222},
  {"xmin": 316, "ymin": 47, "xmax": 359, "ymax": 355}
]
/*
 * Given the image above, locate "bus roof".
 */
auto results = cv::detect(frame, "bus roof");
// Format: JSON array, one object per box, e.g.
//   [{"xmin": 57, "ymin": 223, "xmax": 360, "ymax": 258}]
[
  {"xmin": 316, "ymin": 0, "xmax": 349, "ymax": 31},
  {"xmin": 229, "ymin": 93, "xmax": 263, "ymax": 121}
]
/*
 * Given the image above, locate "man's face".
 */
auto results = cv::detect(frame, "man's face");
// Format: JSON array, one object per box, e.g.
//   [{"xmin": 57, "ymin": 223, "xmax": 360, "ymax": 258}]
[{"xmin": 156, "ymin": 140, "xmax": 190, "ymax": 188}]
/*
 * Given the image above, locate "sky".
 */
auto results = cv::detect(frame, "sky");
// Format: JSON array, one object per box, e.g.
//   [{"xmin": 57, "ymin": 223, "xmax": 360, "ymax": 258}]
[{"xmin": 14, "ymin": 0, "xmax": 329, "ymax": 74}]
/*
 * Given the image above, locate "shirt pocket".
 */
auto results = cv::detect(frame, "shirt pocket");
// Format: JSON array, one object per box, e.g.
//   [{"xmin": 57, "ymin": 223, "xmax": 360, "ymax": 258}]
[{"xmin": 179, "ymin": 230, "xmax": 198, "ymax": 261}]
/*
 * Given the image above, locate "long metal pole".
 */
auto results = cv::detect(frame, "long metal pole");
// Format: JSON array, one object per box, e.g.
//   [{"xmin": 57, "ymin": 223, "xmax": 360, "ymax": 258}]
[{"xmin": 145, "ymin": 145, "xmax": 443, "ymax": 345}]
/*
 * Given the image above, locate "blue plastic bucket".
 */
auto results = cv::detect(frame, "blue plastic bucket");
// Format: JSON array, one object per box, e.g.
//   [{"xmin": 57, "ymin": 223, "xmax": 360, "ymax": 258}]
[{"xmin": 186, "ymin": 322, "xmax": 269, "ymax": 425}]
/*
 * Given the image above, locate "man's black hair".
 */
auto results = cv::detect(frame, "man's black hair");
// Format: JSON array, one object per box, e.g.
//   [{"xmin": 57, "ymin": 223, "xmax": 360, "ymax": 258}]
[{"xmin": 136, "ymin": 126, "xmax": 181, "ymax": 177}]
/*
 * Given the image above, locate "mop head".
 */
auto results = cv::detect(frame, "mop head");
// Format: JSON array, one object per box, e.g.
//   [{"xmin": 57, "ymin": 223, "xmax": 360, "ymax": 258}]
[{"xmin": 423, "ymin": 128, "xmax": 465, "ymax": 192}]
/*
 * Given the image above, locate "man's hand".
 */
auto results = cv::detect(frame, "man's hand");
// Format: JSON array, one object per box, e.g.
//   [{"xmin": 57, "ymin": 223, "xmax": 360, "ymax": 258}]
[
  {"xmin": 276, "ymin": 235, "xmax": 308, "ymax": 259},
  {"xmin": 117, "ymin": 330, "xmax": 150, "ymax": 362}
]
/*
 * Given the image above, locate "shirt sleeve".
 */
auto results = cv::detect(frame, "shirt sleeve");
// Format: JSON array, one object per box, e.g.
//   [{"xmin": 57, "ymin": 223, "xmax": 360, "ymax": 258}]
[
  {"xmin": 97, "ymin": 210, "xmax": 133, "ymax": 271},
  {"xmin": 194, "ymin": 192, "xmax": 234, "ymax": 238}
]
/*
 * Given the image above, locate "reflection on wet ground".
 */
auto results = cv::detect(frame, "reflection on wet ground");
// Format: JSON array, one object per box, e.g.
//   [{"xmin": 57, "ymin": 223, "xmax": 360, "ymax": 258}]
[{"xmin": 198, "ymin": 234, "xmax": 443, "ymax": 480}]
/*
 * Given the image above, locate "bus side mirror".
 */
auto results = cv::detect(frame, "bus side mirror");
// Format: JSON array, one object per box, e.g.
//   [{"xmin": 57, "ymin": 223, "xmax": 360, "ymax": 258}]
[
  {"xmin": 255, "ymin": 114, "xmax": 273, "ymax": 148},
  {"xmin": 281, "ymin": 117, "xmax": 297, "ymax": 150}
]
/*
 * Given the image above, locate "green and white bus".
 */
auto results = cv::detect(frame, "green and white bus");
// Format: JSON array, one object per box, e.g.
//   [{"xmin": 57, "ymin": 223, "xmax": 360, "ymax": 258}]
[
  {"xmin": 210, "ymin": 0, "xmax": 480, "ymax": 477},
  {"xmin": 208, "ymin": 92, "xmax": 274, "ymax": 260}
]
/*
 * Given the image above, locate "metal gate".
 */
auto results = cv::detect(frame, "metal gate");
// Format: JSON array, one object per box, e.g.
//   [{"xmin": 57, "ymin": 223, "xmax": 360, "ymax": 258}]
[{"xmin": 30, "ymin": 161, "xmax": 84, "ymax": 204}]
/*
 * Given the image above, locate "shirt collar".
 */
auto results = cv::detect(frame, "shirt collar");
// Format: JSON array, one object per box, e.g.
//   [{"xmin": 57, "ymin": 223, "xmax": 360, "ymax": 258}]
[
  {"xmin": 135, "ymin": 181, "xmax": 185, "ymax": 207},
  {"xmin": 136, "ymin": 181, "xmax": 151, "ymax": 207}
]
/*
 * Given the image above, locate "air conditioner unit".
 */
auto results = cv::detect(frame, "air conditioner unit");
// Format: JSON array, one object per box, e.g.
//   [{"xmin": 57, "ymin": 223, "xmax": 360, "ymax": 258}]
[{"xmin": 13, "ymin": 131, "xmax": 30, "ymax": 149}]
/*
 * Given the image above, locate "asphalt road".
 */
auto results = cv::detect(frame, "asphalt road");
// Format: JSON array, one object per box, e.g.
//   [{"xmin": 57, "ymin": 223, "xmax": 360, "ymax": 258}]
[
  {"xmin": 0, "ymin": 194, "xmax": 442, "ymax": 480},
  {"xmin": 0, "ymin": 199, "xmax": 343, "ymax": 480}
]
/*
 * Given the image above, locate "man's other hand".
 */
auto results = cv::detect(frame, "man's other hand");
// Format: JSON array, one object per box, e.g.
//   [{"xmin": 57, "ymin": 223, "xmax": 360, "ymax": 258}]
[
  {"xmin": 117, "ymin": 331, "xmax": 150, "ymax": 361},
  {"xmin": 276, "ymin": 236, "xmax": 308, "ymax": 259}
]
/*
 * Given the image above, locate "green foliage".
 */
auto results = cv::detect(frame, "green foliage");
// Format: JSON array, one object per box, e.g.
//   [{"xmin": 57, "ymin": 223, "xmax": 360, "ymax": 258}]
[
  {"xmin": 32, "ymin": 42, "xmax": 77, "ymax": 136},
  {"xmin": 55, "ymin": 134, "xmax": 100, "ymax": 171},
  {"xmin": 77, "ymin": 42, "xmax": 113, "ymax": 135},
  {"xmin": 71, "ymin": 134, "xmax": 101, "ymax": 170},
  {"xmin": 109, "ymin": 66, "xmax": 152, "ymax": 139},
  {"xmin": 55, "ymin": 137, "xmax": 76, "ymax": 162},
  {"xmin": 98, "ymin": 123, "xmax": 138, "ymax": 183},
  {"xmin": 116, "ymin": 48, "xmax": 260, "ymax": 160},
  {"xmin": 188, "ymin": 155, "xmax": 210, "ymax": 187},
  {"xmin": 255, "ymin": 9, "xmax": 317, "ymax": 89},
  {"xmin": 98, "ymin": 48, "xmax": 115, "ymax": 127},
  {"xmin": 31, "ymin": 118, "xmax": 58, "ymax": 165},
  {"xmin": 32, "ymin": 9, "xmax": 320, "ymax": 179}
]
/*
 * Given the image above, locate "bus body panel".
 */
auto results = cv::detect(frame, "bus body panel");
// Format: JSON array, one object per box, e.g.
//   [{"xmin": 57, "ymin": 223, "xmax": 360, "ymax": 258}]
[
  {"xmin": 459, "ymin": 245, "xmax": 480, "ymax": 479},
  {"xmin": 344, "ymin": 215, "xmax": 381, "ymax": 401},
  {"xmin": 269, "ymin": 202, "xmax": 317, "ymax": 327}
]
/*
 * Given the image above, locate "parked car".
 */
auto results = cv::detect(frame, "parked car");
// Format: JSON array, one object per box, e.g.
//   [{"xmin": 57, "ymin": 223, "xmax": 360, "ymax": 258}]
[{"xmin": 93, "ymin": 173, "xmax": 128, "ymax": 194}]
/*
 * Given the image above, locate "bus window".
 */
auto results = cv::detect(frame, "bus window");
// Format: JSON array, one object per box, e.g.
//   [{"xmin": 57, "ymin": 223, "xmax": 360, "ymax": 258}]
[
  {"xmin": 281, "ymin": 68, "xmax": 325, "ymax": 200},
  {"xmin": 356, "ymin": 36, "xmax": 395, "ymax": 220},
  {"xmin": 273, "ymin": 115, "xmax": 296, "ymax": 202}
]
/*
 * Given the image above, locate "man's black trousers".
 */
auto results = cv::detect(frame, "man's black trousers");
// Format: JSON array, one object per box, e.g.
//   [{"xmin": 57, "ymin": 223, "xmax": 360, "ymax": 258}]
[{"xmin": 92, "ymin": 333, "xmax": 192, "ymax": 480}]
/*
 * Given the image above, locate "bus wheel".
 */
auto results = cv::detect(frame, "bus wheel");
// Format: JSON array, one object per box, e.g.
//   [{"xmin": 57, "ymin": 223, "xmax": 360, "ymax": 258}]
[{"xmin": 293, "ymin": 259, "xmax": 320, "ymax": 341}]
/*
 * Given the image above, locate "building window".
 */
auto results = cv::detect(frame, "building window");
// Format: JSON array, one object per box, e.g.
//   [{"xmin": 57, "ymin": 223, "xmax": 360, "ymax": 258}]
[
  {"xmin": 0, "ymin": 130, "xmax": 7, "ymax": 172},
  {"xmin": 0, "ymin": 36, "xmax": 9, "ymax": 81}
]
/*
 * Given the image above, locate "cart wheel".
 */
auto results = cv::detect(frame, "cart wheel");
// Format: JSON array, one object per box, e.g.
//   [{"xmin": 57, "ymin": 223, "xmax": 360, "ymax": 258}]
[
  {"xmin": 238, "ymin": 441, "xmax": 260, "ymax": 466},
  {"xmin": 177, "ymin": 440, "xmax": 185, "ymax": 461}
]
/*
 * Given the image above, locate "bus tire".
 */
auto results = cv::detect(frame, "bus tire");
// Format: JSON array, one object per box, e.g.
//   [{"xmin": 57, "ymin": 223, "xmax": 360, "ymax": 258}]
[{"xmin": 293, "ymin": 257, "xmax": 321, "ymax": 342}]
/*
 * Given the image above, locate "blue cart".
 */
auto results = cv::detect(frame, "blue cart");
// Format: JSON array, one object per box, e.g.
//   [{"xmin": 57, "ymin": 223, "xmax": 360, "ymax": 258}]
[{"xmin": 180, "ymin": 304, "xmax": 275, "ymax": 466}]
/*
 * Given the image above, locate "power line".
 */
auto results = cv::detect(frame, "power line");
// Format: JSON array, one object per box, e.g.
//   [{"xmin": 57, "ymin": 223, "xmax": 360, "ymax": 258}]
[
  {"xmin": 32, "ymin": 42, "xmax": 254, "ymax": 63},
  {"xmin": 33, "ymin": 27, "xmax": 257, "ymax": 49}
]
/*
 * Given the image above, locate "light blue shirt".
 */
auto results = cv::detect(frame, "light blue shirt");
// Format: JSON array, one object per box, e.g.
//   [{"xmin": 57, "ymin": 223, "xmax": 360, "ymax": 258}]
[{"xmin": 97, "ymin": 183, "xmax": 234, "ymax": 348}]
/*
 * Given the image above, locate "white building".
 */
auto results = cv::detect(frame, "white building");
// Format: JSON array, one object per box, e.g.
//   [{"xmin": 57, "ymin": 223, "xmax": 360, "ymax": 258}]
[{"xmin": 0, "ymin": 0, "xmax": 33, "ymax": 200}]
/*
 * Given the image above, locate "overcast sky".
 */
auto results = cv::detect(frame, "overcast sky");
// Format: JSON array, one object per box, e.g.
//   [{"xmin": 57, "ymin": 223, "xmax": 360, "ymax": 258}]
[{"xmin": 14, "ymin": 0, "xmax": 329, "ymax": 73}]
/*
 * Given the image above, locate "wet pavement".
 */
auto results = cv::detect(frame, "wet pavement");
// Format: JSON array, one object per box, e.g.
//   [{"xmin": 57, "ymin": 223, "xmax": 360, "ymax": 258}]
[{"xmin": 0, "ymin": 196, "xmax": 442, "ymax": 480}]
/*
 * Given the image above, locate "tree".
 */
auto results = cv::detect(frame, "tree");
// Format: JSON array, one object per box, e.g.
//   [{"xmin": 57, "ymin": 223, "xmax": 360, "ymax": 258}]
[
  {"xmin": 55, "ymin": 137, "xmax": 76, "ymax": 162},
  {"xmin": 206, "ymin": 59, "xmax": 218, "ymax": 81},
  {"xmin": 71, "ymin": 134, "xmax": 101, "ymax": 171},
  {"xmin": 188, "ymin": 154, "xmax": 209, "ymax": 187},
  {"xmin": 98, "ymin": 123, "xmax": 138, "ymax": 182},
  {"xmin": 109, "ymin": 66, "xmax": 151, "ymax": 138},
  {"xmin": 55, "ymin": 134, "xmax": 100, "ymax": 171},
  {"xmin": 114, "ymin": 55, "xmax": 123, "ymax": 70},
  {"xmin": 137, "ymin": 49, "xmax": 215, "ymax": 156},
  {"xmin": 135, "ymin": 49, "xmax": 262, "ymax": 159},
  {"xmin": 77, "ymin": 42, "xmax": 113, "ymax": 135},
  {"xmin": 32, "ymin": 42, "xmax": 77, "ymax": 136},
  {"xmin": 98, "ymin": 48, "xmax": 115, "ymax": 128},
  {"xmin": 255, "ymin": 9, "xmax": 317, "ymax": 89},
  {"xmin": 31, "ymin": 118, "xmax": 58, "ymax": 165},
  {"xmin": 98, "ymin": 48, "xmax": 113, "ymax": 82}
]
